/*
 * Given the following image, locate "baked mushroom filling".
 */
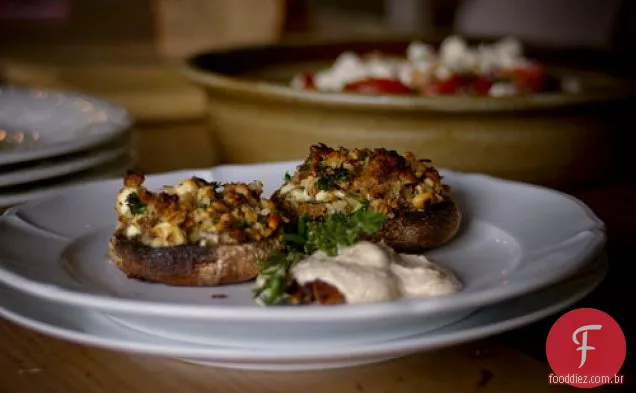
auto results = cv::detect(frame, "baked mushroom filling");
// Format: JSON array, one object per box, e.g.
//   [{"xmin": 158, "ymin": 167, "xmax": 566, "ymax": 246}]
[
  {"xmin": 277, "ymin": 143, "xmax": 449, "ymax": 219},
  {"xmin": 114, "ymin": 172, "xmax": 282, "ymax": 248}
]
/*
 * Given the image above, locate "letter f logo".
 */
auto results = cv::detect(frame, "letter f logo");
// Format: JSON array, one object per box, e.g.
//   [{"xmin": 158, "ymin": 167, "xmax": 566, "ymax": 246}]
[{"xmin": 572, "ymin": 324, "xmax": 602, "ymax": 368}]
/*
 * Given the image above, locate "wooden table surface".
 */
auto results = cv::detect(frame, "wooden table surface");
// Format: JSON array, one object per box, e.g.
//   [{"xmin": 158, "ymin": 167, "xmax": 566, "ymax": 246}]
[
  {"xmin": 0, "ymin": 40, "xmax": 634, "ymax": 393},
  {"xmin": 0, "ymin": 323, "xmax": 581, "ymax": 393}
]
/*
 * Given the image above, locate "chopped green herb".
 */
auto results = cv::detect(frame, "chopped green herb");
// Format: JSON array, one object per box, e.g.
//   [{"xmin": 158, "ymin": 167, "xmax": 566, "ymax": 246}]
[
  {"xmin": 316, "ymin": 177, "xmax": 329, "ymax": 191},
  {"xmin": 283, "ymin": 172, "xmax": 292, "ymax": 183},
  {"xmin": 126, "ymin": 192, "xmax": 146, "ymax": 215},
  {"xmin": 348, "ymin": 193, "xmax": 370, "ymax": 209},
  {"xmin": 316, "ymin": 167, "xmax": 351, "ymax": 191},
  {"xmin": 253, "ymin": 249, "xmax": 303, "ymax": 305},
  {"xmin": 300, "ymin": 209, "xmax": 384, "ymax": 257},
  {"xmin": 253, "ymin": 208, "xmax": 385, "ymax": 305},
  {"xmin": 232, "ymin": 219, "xmax": 248, "ymax": 230}
]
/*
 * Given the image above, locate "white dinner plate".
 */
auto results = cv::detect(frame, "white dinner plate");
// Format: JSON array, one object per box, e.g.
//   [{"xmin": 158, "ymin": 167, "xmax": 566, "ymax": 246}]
[
  {"xmin": 0, "ymin": 161, "xmax": 605, "ymax": 348},
  {"xmin": 0, "ymin": 154, "xmax": 134, "ymax": 208},
  {"xmin": 0, "ymin": 255, "xmax": 607, "ymax": 371},
  {"xmin": 0, "ymin": 135, "xmax": 130, "ymax": 187},
  {"xmin": 0, "ymin": 87, "xmax": 131, "ymax": 166}
]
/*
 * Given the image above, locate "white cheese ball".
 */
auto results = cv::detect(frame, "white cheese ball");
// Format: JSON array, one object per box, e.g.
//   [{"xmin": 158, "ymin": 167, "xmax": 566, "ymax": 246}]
[
  {"xmin": 439, "ymin": 36, "xmax": 468, "ymax": 66},
  {"xmin": 494, "ymin": 37, "xmax": 523, "ymax": 59},
  {"xmin": 407, "ymin": 41, "xmax": 435, "ymax": 62},
  {"xmin": 397, "ymin": 62, "xmax": 414, "ymax": 86},
  {"xmin": 489, "ymin": 82, "xmax": 517, "ymax": 97},
  {"xmin": 367, "ymin": 57, "xmax": 398, "ymax": 79},
  {"xmin": 314, "ymin": 51, "xmax": 366, "ymax": 91}
]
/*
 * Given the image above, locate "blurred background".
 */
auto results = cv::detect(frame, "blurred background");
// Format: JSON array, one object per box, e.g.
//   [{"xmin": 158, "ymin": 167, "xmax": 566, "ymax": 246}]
[{"xmin": 1, "ymin": 0, "xmax": 634, "ymax": 173}]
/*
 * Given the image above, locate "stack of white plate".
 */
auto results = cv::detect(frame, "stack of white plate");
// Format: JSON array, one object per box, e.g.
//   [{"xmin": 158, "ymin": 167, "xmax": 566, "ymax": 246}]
[
  {"xmin": 0, "ymin": 87, "xmax": 133, "ymax": 209},
  {"xmin": 0, "ymin": 161, "xmax": 606, "ymax": 371}
]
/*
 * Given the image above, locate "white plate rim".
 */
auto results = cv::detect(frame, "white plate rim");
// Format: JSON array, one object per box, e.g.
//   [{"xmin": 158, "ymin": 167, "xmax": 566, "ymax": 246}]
[
  {"xmin": 0, "ymin": 87, "xmax": 132, "ymax": 166},
  {"xmin": 0, "ymin": 255, "xmax": 607, "ymax": 363},
  {"xmin": 0, "ymin": 156, "xmax": 134, "ymax": 207},
  {"xmin": 0, "ymin": 143, "xmax": 128, "ymax": 188},
  {"xmin": 0, "ymin": 166, "xmax": 606, "ymax": 321}
]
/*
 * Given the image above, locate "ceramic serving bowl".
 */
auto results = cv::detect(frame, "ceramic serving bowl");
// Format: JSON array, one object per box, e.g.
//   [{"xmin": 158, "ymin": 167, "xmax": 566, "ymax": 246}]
[{"xmin": 181, "ymin": 37, "xmax": 636, "ymax": 188}]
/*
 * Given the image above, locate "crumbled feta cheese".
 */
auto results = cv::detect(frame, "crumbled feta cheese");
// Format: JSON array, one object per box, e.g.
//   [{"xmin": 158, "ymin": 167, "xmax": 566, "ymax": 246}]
[
  {"xmin": 314, "ymin": 51, "xmax": 384, "ymax": 91},
  {"xmin": 407, "ymin": 41, "xmax": 435, "ymax": 62},
  {"xmin": 439, "ymin": 35, "xmax": 469, "ymax": 68},
  {"xmin": 332, "ymin": 52, "xmax": 361, "ymax": 72},
  {"xmin": 125, "ymin": 225, "xmax": 141, "ymax": 237},
  {"xmin": 397, "ymin": 63, "xmax": 414, "ymax": 86},
  {"xmin": 117, "ymin": 187, "xmax": 136, "ymax": 215},
  {"xmin": 293, "ymin": 35, "xmax": 568, "ymax": 96},
  {"xmin": 439, "ymin": 35, "xmax": 482, "ymax": 72},
  {"xmin": 498, "ymin": 56, "xmax": 529, "ymax": 69},
  {"xmin": 494, "ymin": 37, "xmax": 523, "ymax": 59},
  {"xmin": 489, "ymin": 82, "xmax": 517, "ymax": 97},
  {"xmin": 367, "ymin": 57, "xmax": 398, "ymax": 79},
  {"xmin": 175, "ymin": 179, "xmax": 198, "ymax": 198},
  {"xmin": 434, "ymin": 65, "xmax": 453, "ymax": 81}
]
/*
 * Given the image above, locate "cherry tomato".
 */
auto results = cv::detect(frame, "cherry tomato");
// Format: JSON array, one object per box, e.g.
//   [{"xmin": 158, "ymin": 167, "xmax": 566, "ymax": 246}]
[
  {"xmin": 507, "ymin": 63, "xmax": 546, "ymax": 93},
  {"xmin": 423, "ymin": 74, "xmax": 464, "ymax": 95},
  {"xmin": 469, "ymin": 76, "xmax": 492, "ymax": 95},
  {"xmin": 300, "ymin": 72, "xmax": 315, "ymax": 89},
  {"xmin": 344, "ymin": 78, "xmax": 413, "ymax": 95}
]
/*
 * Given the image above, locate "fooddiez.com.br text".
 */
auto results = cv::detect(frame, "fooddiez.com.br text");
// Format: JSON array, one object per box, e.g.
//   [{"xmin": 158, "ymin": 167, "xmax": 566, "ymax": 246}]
[{"xmin": 548, "ymin": 373, "xmax": 624, "ymax": 386}]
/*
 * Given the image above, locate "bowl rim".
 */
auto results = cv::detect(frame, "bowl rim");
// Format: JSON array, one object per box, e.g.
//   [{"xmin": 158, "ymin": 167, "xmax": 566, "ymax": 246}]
[{"xmin": 181, "ymin": 36, "xmax": 636, "ymax": 113}]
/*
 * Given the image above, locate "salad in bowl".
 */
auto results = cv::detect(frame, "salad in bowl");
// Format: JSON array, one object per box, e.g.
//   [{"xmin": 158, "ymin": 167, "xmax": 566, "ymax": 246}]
[{"xmin": 290, "ymin": 35, "xmax": 581, "ymax": 97}]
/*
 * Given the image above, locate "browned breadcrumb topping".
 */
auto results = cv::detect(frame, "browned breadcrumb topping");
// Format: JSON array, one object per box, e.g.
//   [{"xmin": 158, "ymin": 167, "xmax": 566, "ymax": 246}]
[
  {"xmin": 115, "ymin": 171, "xmax": 282, "ymax": 248},
  {"xmin": 278, "ymin": 143, "xmax": 449, "ymax": 218}
]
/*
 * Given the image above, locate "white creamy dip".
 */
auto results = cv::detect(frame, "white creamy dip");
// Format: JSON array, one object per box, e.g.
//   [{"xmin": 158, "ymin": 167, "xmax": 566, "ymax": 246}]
[{"xmin": 291, "ymin": 241, "xmax": 461, "ymax": 304}]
